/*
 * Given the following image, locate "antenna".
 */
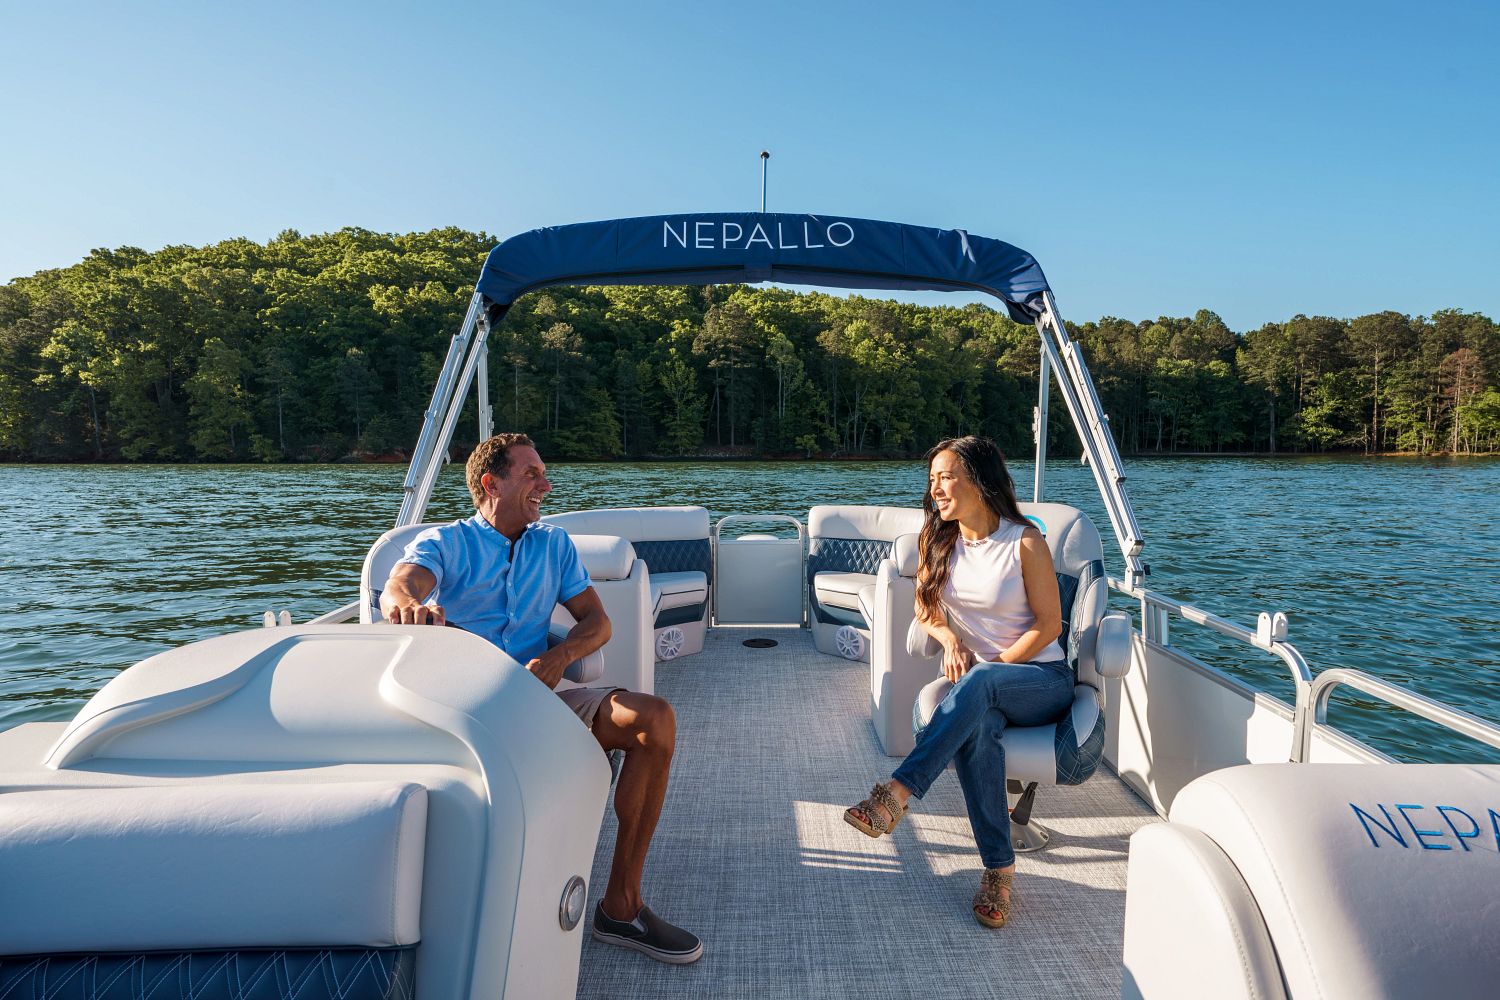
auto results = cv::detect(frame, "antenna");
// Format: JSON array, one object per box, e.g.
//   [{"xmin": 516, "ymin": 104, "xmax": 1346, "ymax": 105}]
[{"xmin": 760, "ymin": 150, "xmax": 770, "ymax": 213}]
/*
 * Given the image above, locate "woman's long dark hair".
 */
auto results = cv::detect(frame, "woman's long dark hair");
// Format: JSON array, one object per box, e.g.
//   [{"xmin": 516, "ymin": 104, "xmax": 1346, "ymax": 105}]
[{"xmin": 914, "ymin": 436, "xmax": 1026, "ymax": 623}]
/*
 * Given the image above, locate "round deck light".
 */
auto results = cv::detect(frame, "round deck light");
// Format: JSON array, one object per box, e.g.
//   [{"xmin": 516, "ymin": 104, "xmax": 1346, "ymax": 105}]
[{"xmin": 560, "ymin": 875, "xmax": 587, "ymax": 930}]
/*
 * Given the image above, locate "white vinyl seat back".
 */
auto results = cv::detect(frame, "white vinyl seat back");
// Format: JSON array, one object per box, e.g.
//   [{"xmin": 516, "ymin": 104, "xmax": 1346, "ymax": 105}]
[
  {"xmin": 1125, "ymin": 763, "xmax": 1500, "ymax": 1000},
  {"xmin": 544, "ymin": 506, "xmax": 711, "ymax": 664},
  {"xmin": 0, "ymin": 782, "xmax": 427, "ymax": 954},
  {"xmin": 31, "ymin": 624, "xmax": 612, "ymax": 1000},
  {"xmin": 808, "ymin": 505, "xmax": 924, "ymax": 664},
  {"xmin": 908, "ymin": 503, "xmax": 1131, "ymax": 785}
]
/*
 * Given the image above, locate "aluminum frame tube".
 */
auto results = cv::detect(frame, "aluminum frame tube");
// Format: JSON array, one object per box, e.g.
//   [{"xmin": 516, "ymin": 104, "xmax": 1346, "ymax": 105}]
[
  {"xmin": 477, "ymin": 343, "xmax": 493, "ymax": 442},
  {"xmin": 1032, "ymin": 340, "xmax": 1050, "ymax": 503},
  {"xmin": 1293, "ymin": 668, "xmax": 1500, "ymax": 763},
  {"xmin": 397, "ymin": 291, "xmax": 484, "ymax": 526},
  {"xmin": 1036, "ymin": 291, "xmax": 1146, "ymax": 582},
  {"xmin": 401, "ymin": 301, "xmax": 505, "ymax": 528}
]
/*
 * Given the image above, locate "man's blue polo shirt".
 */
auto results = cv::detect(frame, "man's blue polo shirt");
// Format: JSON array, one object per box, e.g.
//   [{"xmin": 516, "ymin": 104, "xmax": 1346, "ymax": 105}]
[{"xmin": 396, "ymin": 515, "xmax": 590, "ymax": 664}]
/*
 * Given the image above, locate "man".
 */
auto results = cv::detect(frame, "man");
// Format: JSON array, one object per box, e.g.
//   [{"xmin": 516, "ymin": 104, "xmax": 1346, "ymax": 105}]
[{"xmin": 381, "ymin": 432, "xmax": 703, "ymax": 965}]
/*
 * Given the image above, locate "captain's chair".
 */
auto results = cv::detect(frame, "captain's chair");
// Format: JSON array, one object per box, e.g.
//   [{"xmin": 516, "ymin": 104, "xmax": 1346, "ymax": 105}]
[
  {"xmin": 360, "ymin": 523, "xmax": 650, "ymax": 689},
  {"xmin": 908, "ymin": 502, "xmax": 1133, "ymax": 849}
]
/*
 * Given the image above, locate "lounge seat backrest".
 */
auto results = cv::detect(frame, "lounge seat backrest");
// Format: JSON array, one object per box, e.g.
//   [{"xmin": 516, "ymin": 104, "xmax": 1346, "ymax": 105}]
[
  {"xmin": 807, "ymin": 505, "xmax": 923, "ymax": 581},
  {"xmin": 32, "ymin": 624, "xmax": 612, "ymax": 1000},
  {"xmin": 545, "ymin": 506, "xmax": 712, "ymax": 586},
  {"xmin": 1125, "ymin": 763, "xmax": 1500, "ymax": 1000},
  {"xmin": 0, "ymin": 782, "xmax": 427, "ymax": 954}
]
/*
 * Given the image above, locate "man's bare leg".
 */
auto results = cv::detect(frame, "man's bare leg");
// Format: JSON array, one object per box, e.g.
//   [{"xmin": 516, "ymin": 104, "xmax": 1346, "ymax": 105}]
[{"xmin": 590, "ymin": 691, "xmax": 675, "ymax": 920}]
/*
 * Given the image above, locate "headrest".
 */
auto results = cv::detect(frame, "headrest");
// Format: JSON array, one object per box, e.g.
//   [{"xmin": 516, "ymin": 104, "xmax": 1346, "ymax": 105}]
[
  {"xmin": 0, "ymin": 782, "xmax": 427, "ymax": 954},
  {"xmin": 545, "ymin": 506, "xmax": 709, "ymax": 542},
  {"xmin": 893, "ymin": 532, "xmax": 919, "ymax": 577},
  {"xmin": 569, "ymin": 533, "xmax": 637, "ymax": 581},
  {"xmin": 808, "ymin": 505, "xmax": 923, "ymax": 542},
  {"xmin": 1170, "ymin": 763, "xmax": 1500, "ymax": 999},
  {"xmin": 1017, "ymin": 502, "xmax": 1103, "ymax": 577}
]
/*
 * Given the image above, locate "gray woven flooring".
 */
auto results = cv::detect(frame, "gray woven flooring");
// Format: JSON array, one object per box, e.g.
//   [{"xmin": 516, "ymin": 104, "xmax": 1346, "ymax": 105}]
[{"xmin": 577, "ymin": 627, "xmax": 1158, "ymax": 1000}]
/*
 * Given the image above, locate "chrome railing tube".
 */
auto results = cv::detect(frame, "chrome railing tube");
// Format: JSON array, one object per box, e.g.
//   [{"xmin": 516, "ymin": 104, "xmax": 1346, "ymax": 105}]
[
  {"xmin": 406, "ymin": 303, "xmax": 502, "ymax": 527},
  {"xmin": 1037, "ymin": 292, "xmax": 1146, "ymax": 584},
  {"xmin": 1293, "ymin": 668, "xmax": 1500, "ymax": 763}
]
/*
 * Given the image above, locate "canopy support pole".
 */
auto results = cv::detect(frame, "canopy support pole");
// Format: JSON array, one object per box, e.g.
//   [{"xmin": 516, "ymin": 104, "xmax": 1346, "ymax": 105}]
[
  {"xmin": 1033, "ymin": 341, "xmax": 1050, "ymax": 502},
  {"xmin": 397, "ymin": 291, "xmax": 484, "ymax": 526},
  {"xmin": 477, "ymin": 343, "xmax": 493, "ymax": 442},
  {"xmin": 1033, "ymin": 291, "xmax": 1147, "ymax": 585}
]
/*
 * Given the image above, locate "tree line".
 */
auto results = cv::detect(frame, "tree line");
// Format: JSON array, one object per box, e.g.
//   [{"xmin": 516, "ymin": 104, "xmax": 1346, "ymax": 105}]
[{"xmin": 1, "ymin": 227, "xmax": 1496, "ymax": 463}]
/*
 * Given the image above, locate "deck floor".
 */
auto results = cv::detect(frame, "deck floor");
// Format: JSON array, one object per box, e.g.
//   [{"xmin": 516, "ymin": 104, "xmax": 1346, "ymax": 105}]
[{"xmin": 576, "ymin": 626, "xmax": 1158, "ymax": 999}]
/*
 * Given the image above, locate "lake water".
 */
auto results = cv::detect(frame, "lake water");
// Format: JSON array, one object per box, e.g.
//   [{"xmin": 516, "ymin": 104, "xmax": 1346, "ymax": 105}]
[{"xmin": 2, "ymin": 457, "xmax": 1496, "ymax": 763}]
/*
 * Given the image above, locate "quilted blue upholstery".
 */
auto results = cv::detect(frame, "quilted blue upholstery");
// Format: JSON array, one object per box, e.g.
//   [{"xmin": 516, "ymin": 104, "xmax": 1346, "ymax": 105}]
[
  {"xmin": 0, "ymin": 948, "xmax": 414, "ymax": 1000},
  {"xmin": 634, "ymin": 539, "xmax": 712, "ymax": 586},
  {"xmin": 1054, "ymin": 702, "xmax": 1106, "ymax": 785},
  {"xmin": 806, "ymin": 537, "xmax": 892, "ymax": 582},
  {"xmin": 1056, "ymin": 559, "xmax": 1104, "ymax": 667}
]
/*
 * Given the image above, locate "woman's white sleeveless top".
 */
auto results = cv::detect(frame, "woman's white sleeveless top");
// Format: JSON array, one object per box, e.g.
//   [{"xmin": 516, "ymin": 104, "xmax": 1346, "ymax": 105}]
[{"xmin": 941, "ymin": 519, "xmax": 1065, "ymax": 664}]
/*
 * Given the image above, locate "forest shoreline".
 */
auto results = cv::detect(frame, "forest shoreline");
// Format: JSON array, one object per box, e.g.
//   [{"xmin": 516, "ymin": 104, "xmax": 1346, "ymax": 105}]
[{"xmin": 6, "ymin": 448, "xmax": 1496, "ymax": 467}]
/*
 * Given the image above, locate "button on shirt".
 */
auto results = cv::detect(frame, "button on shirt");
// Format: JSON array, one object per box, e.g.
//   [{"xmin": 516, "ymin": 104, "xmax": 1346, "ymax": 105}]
[{"xmin": 396, "ymin": 515, "xmax": 590, "ymax": 664}]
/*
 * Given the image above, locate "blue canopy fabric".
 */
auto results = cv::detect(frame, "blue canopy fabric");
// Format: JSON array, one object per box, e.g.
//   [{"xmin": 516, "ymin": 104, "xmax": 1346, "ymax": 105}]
[{"xmin": 475, "ymin": 213, "xmax": 1051, "ymax": 323}]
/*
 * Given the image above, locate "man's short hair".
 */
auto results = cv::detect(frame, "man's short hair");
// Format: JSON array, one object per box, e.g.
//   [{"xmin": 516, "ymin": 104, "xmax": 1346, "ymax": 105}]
[{"xmin": 465, "ymin": 433, "xmax": 536, "ymax": 507}]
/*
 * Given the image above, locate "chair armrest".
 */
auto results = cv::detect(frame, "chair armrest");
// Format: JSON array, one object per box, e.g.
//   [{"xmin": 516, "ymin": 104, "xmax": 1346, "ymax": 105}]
[
  {"xmin": 548, "ymin": 624, "xmax": 605, "ymax": 684},
  {"xmin": 1095, "ymin": 610, "xmax": 1132, "ymax": 678},
  {"xmin": 893, "ymin": 532, "xmax": 919, "ymax": 578},
  {"xmin": 906, "ymin": 617, "xmax": 940, "ymax": 659}
]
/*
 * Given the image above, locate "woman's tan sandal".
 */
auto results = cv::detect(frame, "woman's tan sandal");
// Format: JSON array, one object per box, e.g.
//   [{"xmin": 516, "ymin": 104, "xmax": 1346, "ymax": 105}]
[
  {"xmin": 843, "ymin": 782, "xmax": 907, "ymax": 838},
  {"xmin": 973, "ymin": 868, "xmax": 1015, "ymax": 928}
]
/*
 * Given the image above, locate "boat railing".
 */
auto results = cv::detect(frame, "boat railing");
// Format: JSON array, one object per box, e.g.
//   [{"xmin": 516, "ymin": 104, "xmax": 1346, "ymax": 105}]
[
  {"xmin": 1108, "ymin": 574, "xmax": 1313, "ymax": 691},
  {"xmin": 1292, "ymin": 667, "xmax": 1500, "ymax": 764},
  {"xmin": 305, "ymin": 600, "xmax": 362, "ymax": 625}
]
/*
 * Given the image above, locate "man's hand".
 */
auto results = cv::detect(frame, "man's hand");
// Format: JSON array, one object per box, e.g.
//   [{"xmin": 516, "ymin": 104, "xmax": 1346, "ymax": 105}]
[
  {"xmin": 942, "ymin": 637, "xmax": 975, "ymax": 684},
  {"xmin": 387, "ymin": 601, "xmax": 446, "ymax": 626},
  {"xmin": 380, "ymin": 564, "xmax": 444, "ymax": 626},
  {"xmin": 524, "ymin": 647, "xmax": 573, "ymax": 690}
]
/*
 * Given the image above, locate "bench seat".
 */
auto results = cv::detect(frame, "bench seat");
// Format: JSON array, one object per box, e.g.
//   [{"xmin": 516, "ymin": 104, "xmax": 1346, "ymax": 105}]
[
  {"xmin": 651, "ymin": 571, "xmax": 708, "ymax": 614},
  {"xmin": 813, "ymin": 571, "xmax": 876, "ymax": 613}
]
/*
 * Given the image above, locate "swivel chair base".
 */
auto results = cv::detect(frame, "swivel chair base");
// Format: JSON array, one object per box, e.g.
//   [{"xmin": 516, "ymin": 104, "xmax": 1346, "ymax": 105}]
[
  {"xmin": 1011, "ymin": 818, "xmax": 1051, "ymax": 852},
  {"xmin": 1009, "ymin": 779, "xmax": 1051, "ymax": 852}
]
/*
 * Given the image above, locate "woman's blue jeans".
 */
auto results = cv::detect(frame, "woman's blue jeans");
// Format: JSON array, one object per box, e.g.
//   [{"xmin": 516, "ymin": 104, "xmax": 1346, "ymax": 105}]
[{"xmin": 890, "ymin": 658, "xmax": 1073, "ymax": 869}]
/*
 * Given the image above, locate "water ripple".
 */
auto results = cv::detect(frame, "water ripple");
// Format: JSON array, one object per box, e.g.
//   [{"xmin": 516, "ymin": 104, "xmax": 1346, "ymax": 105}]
[{"xmin": 1, "ymin": 457, "xmax": 1496, "ymax": 761}]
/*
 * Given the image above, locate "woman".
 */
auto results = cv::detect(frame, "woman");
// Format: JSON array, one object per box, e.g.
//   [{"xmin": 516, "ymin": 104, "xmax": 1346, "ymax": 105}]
[{"xmin": 844, "ymin": 435, "xmax": 1069, "ymax": 928}]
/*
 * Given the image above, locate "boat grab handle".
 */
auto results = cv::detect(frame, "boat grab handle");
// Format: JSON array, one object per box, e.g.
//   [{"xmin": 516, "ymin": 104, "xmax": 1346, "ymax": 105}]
[{"xmin": 1293, "ymin": 667, "xmax": 1500, "ymax": 763}]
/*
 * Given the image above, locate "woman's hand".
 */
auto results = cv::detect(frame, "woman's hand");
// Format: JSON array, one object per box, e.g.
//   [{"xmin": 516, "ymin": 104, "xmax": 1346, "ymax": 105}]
[{"xmin": 942, "ymin": 637, "xmax": 975, "ymax": 683}]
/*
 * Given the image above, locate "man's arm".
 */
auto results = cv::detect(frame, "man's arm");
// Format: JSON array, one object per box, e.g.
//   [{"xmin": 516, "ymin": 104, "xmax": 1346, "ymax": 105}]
[
  {"xmin": 380, "ymin": 563, "xmax": 446, "ymax": 626},
  {"xmin": 523, "ymin": 585, "xmax": 612, "ymax": 690}
]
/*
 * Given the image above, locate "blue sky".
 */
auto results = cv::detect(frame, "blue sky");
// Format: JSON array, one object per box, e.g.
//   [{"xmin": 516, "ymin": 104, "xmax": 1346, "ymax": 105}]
[{"xmin": 2, "ymin": 1, "xmax": 1495, "ymax": 331}]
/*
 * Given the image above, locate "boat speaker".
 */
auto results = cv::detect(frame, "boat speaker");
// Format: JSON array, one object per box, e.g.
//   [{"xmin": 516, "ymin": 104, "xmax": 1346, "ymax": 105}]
[
  {"xmin": 656, "ymin": 626, "xmax": 685, "ymax": 660},
  {"xmin": 835, "ymin": 625, "xmax": 865, "ymax": 660}
]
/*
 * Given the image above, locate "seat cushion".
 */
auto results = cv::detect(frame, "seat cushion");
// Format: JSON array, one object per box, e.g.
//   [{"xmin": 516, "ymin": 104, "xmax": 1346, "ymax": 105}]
[
  {"xmin": 650, "ymin": 570, "xmax": 708, "ymax": 613},
  {"xmin": 0, "ymin": 782, "xmax": 427, "ymax": 954},
  {"xmin": 813, "ymin": 571, "xmax": 875, "ymax": 612}
]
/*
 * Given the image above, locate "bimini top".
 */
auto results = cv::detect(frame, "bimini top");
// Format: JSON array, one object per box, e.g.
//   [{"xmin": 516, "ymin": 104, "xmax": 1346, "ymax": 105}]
[{"xmin": 476, "ymin": 213, "xmax": 1051, "ymax": 323}]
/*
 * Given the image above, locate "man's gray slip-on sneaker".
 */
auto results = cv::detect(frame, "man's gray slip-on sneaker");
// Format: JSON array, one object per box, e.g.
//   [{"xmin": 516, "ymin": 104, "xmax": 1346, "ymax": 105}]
[{"xmin": 591, "ymin": 902, "xmax": 704, "ymax": 964}]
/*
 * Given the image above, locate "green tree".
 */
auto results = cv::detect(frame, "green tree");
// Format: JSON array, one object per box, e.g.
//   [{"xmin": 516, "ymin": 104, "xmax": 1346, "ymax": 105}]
[{"xmin": 186, "ymin": 337, "xmax": 252, "ymax": 459}]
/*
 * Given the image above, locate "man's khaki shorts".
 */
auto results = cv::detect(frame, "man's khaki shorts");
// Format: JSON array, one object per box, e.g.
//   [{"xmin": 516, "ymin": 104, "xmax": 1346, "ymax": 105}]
[{"xmin": 557, "ymin": 685, "xmax": 627, "ymax": 730}]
